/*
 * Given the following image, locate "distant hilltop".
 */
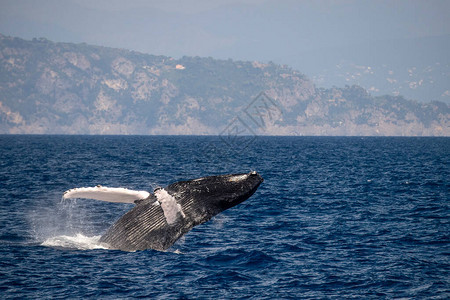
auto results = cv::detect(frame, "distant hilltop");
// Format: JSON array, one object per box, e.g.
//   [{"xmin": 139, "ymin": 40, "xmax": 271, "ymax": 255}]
[{"xmin": 0, "ymin": 34, "xmax": 448, "ymax": 136}]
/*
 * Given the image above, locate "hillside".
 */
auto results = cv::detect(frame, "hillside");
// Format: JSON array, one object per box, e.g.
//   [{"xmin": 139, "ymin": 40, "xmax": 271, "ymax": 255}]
[{"xmin": 0, "ymin": 34, "xmax": 448, "ymax": 136}]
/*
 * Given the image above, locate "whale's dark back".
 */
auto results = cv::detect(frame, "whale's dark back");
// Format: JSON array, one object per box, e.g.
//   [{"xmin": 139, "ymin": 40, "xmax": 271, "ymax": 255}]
[{"xmin": 99, "ymin": 172, "xmax": 263, "ymax": 251}]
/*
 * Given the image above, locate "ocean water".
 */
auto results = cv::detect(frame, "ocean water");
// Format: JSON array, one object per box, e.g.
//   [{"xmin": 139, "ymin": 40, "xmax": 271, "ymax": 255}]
[{"xmin": 0, "ymin": 135, "xmax": 448, "ymax": 299}]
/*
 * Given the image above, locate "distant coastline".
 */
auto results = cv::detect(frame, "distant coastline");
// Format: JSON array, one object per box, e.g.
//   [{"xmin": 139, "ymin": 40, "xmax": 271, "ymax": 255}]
[{"xmin": 0, "ymin": 34, "xmax": 448, "ymax": 136}]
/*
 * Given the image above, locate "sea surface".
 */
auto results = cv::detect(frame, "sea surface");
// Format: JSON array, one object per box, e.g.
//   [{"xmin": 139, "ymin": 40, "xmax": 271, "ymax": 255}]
[{"xmin": 0, "ymin": 135, "xmax": 448, "ymax": 299}]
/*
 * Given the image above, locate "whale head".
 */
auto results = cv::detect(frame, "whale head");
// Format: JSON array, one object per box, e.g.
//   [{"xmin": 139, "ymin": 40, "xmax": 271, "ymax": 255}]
[{"xmin": 165, "ymin": 171, "xmax": 263, "ymax": 224}]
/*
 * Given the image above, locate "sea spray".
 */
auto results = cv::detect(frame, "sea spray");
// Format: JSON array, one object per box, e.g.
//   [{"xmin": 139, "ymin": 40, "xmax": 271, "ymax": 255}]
[
  {"xmin": 37, "ymin": 198, "xmax": 115, "ymax": 250},
  {"xmin": 30, "ymin": 194, "xmax": 111, "ymax": 249}
]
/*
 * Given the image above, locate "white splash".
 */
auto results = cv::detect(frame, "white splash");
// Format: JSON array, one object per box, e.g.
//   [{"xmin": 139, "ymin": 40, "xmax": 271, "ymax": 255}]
[
  {"xmin": 155, "ymin": 189, "xmax": 185, "ymax": 224},
  {"xmin": 63, "ymin": 186, "xmax": 150, "ymax": 203},
  {"xmin": 41, "ymin": 233, "xmax": 108, "ymax": 250}
]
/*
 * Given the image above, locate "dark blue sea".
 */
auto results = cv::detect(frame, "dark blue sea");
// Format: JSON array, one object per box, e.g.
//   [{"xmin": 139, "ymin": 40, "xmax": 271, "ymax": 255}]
[{"xmin": 0, "ymin": 135, "xmax": 448, "ymax": 299}]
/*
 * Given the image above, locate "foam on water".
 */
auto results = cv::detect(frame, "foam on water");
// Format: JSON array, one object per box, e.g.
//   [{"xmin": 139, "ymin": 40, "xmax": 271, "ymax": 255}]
[{"xmin": 41, "ymin": 233, "xmax": 108, "ymax": 250}]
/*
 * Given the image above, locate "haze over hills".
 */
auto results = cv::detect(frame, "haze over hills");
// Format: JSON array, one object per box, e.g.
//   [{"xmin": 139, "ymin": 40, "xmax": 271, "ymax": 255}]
[
  {"xmin": 298, "ymin": 35, "xmax": 450, "ymax": 104},
  {"xmin": 0, "ymin": 34, "xmax": 448, "ymax": 136}
]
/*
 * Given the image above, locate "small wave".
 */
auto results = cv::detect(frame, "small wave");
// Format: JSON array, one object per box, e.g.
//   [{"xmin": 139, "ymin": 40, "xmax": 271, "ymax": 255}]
[{"xmin": 41, "ymin": 233, "xmax": 108, "ymax": 250}]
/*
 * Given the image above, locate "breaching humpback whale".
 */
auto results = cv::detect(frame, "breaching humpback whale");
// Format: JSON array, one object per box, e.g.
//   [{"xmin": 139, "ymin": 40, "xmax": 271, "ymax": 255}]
[{"xmin": 63, "ymin": 171, "xmax": 263, "ymax": 251}]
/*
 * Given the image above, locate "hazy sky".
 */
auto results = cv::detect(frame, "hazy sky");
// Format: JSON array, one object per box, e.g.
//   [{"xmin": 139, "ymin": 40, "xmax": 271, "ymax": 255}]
[{"xmin": 0, "ymin": 0, "xmax": 449, "ymax": 68}]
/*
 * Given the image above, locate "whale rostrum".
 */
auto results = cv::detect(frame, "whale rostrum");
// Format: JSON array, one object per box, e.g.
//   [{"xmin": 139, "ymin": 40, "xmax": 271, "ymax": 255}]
[{"xmin": 63, "ymin": 171, "xmax": 263, "ymax": 251}]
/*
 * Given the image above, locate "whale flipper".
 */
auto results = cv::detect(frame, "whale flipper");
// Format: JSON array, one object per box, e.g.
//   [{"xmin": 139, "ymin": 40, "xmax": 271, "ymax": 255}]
[{"xmin": 63, "ymin": 186, "xmax": 150, "ymax": 204}]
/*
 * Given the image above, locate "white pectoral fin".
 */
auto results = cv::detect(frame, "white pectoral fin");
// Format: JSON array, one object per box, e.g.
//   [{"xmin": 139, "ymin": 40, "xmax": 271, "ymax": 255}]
[{"xmin": 63, "ymin": 186, "xmax": 150, "ymax": 204}]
